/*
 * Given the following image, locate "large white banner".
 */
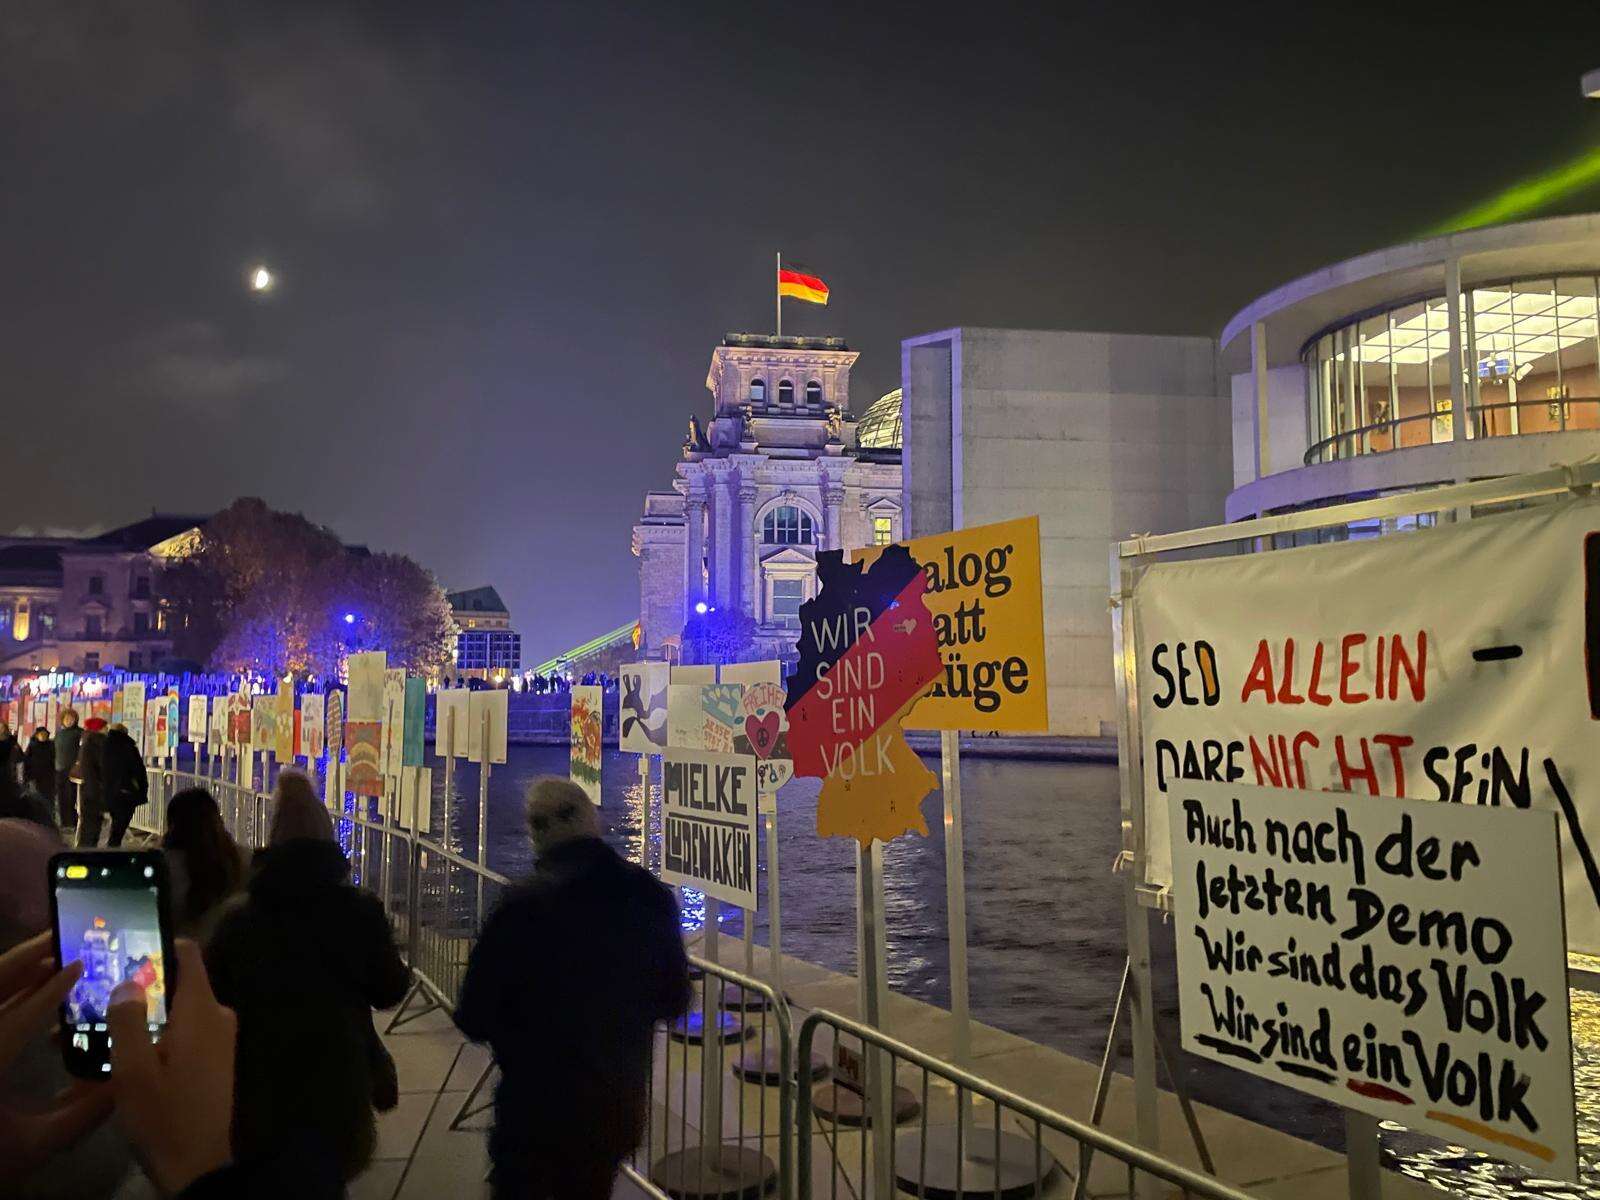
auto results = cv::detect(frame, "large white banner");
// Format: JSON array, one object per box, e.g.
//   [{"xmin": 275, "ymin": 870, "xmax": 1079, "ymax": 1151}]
[
  {"xmin": 1171, "ymin": 781, "xmax": 1575, "ymax": 1178},
  {"xmin": 661, "ymin": 746, "xmax": 757, "ymax": 909},
  {"xmin": 1132, "ymin": 498, "xmax": 1600, "ymax": 955}
]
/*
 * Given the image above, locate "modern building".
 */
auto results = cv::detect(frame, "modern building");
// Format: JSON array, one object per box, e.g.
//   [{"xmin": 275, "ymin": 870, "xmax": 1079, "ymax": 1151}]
[
  {"xmin": 0, "ymin": 515, "xmax": 206, "ymax": 675},
  {"xmin": 445, "ymin": 586, "xmax": 522, "ymax": 681},
  {"xmin": 1224, "ymin": 213, "xmax": 1600, "ymax": 523},
  {"xmin": 632, "ymin": 333, "xmax": 903, "ymax": 663},
  {"xmin": 901, "ymin": 329, "xmax": 1232, "ymax": 736}
]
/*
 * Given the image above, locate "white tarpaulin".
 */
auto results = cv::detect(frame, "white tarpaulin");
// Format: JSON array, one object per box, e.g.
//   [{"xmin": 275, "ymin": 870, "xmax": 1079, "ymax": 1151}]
[
  {"xmin": 1171, "ymin": 781, "xmax": 1576, "ymax": 1178},
  {"xmin": 1132, "ymin": 497, "xmax": 1600, "ymax": 955}
]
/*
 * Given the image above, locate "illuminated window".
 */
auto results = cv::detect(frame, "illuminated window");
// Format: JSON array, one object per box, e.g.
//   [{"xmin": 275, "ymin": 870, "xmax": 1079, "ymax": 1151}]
[
  {"xmin": 805, "ymin": 381, "xmax": 823, "ymax": 404},
  {"xmin": 750, "ymin": 378, "xmax": 766, "ymax": 402},
  {"xmin": 762, "ymin": 505, "xmax": 814, "ymax": 545},
  {"xmin": 770, "ymin": 578, "xmax": 804, "ymax": 625},
  {"xmin": 777, "ymin": 380, "xmax": 794, "ymax": 406},
  {"xmin": 872, "ymin": 516, "xmax": 894, "ymax": 546},
  {"xmin": 87, "ymin": 575, "xmax": 103, "ymax": 596}
]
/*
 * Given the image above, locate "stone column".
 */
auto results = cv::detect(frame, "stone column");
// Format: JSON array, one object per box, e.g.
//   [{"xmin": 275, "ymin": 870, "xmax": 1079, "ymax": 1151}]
[
  {"xmin": 822, "ymin": 486, "xmax": 845, "ymax": 550},
  {"xmin": 684, "ymin": 494, "xmax": 706, "ymax": 610},
  {"xmin": 737, "ymin": 480, "xmax": 758, "ymax": 616},
  {"xmin": 711, "ymin": 477, "xmax": 733, "ymax": 609}
]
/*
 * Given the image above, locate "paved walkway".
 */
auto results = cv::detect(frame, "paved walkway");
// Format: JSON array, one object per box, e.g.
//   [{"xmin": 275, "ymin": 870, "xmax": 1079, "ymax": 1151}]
[{"xmin": 354, "ymin": 943, "xmax": 1438, "ymax": 1200}]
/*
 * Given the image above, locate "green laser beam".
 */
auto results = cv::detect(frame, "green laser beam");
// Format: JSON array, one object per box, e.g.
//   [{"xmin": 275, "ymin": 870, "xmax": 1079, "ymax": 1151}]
[{"xmin": 1426, "ymin": 143, "xmax": 1600, "ymax": 237}]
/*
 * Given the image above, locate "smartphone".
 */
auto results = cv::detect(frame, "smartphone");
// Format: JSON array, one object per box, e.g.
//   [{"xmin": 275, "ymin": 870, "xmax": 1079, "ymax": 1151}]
[{"xmin": 49, "ymin": 850, "xmax": 178, "ymax": 1079}]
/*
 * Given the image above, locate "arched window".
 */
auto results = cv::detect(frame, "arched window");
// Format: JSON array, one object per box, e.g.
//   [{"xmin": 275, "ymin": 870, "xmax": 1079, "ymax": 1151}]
[
  {"xmin": 805, "ymin": 380, "xmax": 823, "ymax": 404},
  {"xmin": 749, "ymin": 378, "xmax": 766, "ymax": 402},
  {"xmin": 777, "ymin": 380, "xmax": 794, "ymax": 406},
  {"xmin": 762, "ymin": 505, "xmax": 815, "ymax": 545}
]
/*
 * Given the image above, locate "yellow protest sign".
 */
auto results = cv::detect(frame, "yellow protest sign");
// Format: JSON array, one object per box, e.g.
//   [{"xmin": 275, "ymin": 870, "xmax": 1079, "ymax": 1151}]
[{"xmin": 855, "ymin": 515, "xmax": 1048, "ymax": 732}]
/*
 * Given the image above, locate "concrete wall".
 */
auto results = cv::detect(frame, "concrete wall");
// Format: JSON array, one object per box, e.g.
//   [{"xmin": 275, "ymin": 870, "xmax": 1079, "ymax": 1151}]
[
  {"xmin": 902, "ymin": 327, "xmax": 1232, "ymax": 736},
  {"xmin": 1229, "ymin": 364, "xmax": 1308, "ymax": 492}
]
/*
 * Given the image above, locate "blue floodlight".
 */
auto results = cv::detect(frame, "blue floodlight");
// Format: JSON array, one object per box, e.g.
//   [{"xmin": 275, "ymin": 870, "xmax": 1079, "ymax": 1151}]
[
  {"xmin": 694, "ymin": 601, "xmax": 708, "ymax": 615},
  {"xmin": 343, "ymin": 613, "xmax": 356, "ymax": 625}
]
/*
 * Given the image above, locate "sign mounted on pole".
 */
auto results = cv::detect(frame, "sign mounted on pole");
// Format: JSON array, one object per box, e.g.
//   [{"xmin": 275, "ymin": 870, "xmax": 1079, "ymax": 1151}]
[
  {"xmin": 325, "ymin": 691, "xmax": 344, "ymax": 764},
  {"xmin": 436, "ymin": 689, "xmax": 469, "ymax": 758},
  {"xmin": 344, "ymin": 651, "xmax": 386, "ymax": 799},
  {"xmin": 273, "ymin": 688, "xmax": 294, "ymax": 762},
  {"xmin": 402, "ymin": 678, "xmax": 426, "ymax": 768},
  {"xmin": 661, "ymin": 745, "xmax": 757, "ymax": 909},
  {"xmin": 467, "ymin": 689, "xmax": 508, "ymax": 765},
  {"xmin": 570, "ymin": 685, "xmax": 603, "ymax": 803},
  {"xmin": 187, "ymin": 694, "xmax": 208, "ymax": 745},
  {"xmin": 299, "ymin": 694, "xmax": 324, "ymax": 761},
  {"xmin": 785, "ymin": 546, "xmax": 942, "ymax": 844},
  {"xmin": 721, "ymin": 661, "xmax": 792, "ymax": 796},
  {"xmin": 618, "ymin": 662, "xmax": 669, "ymax": 753},
  {"xmin": 854, "ymin": 515, "xmax": 1048, "ymax": 732},
  {"xmin": 251, "ymin": 695, "xmax": 277, "ymax": 760},
  {"xmin": 1131, "ymin": 497, "xmax": 1600, "ymax": 955},
  {"xmin": 1171, "ymin": 780, "xmax": 1576, "ymax": 1178}
]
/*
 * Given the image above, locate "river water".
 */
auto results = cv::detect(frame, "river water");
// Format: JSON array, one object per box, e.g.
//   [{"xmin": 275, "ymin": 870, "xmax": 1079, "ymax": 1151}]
[{"xmin": 424, "ymin": 745, "xmax": 1600, "ymax": 1198}]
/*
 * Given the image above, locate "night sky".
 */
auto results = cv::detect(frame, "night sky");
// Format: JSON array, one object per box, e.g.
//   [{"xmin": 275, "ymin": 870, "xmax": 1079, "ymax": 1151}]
[{"xmin": 6, "ymin": 3, "xmax": 1600, "ymax": 664}]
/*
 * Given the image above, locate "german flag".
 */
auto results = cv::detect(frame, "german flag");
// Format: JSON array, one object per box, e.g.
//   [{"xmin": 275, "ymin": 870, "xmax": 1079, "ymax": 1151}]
[{"xmin": 778, "ymin": 264, "xmax": 829, "ymax": 306}]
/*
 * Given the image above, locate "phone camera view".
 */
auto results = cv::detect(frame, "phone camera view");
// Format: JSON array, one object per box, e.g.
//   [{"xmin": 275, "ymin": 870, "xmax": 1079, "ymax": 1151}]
[{"xmin": 54, "ymin": 857, "xmax": 168, "ymax": 1069}]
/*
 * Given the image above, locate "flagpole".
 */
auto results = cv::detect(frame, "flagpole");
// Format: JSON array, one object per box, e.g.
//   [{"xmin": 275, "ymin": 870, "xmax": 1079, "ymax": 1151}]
[{"xmin": 776, "ymin": 251, "xmax": 782, "ymax": 339}]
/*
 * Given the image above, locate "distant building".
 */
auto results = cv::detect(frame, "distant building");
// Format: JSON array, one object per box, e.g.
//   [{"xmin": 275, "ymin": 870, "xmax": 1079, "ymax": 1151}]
[
  {"xmin": 0, "ymin": 515, "xmax": 207, "ymax": 675},
  {"xmin": 446, "ymin": 586, "xmax": 522, "ymax": 681},
  {"xmin": 632, "ymin": 333, "xmax": 903, "ymax": 663}
]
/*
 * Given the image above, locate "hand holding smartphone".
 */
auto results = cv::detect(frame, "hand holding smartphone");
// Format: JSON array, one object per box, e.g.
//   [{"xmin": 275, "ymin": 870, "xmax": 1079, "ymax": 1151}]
[{"xmin": 49, "ymin": 851, "xmax": 178, "ymax": 1078}]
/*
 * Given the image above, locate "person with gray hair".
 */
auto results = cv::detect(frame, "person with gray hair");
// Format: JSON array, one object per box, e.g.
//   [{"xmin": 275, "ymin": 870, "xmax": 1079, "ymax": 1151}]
[{"xmin": 456, "ymin": 777, "xmax": 690, "ymax": 1200}]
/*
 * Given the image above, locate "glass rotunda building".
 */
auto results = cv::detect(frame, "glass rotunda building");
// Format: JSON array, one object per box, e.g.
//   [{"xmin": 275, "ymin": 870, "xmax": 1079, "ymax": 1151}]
[{"xmin": 1225, "ymin": 213, "xmax": 1600, "ymax": 524}]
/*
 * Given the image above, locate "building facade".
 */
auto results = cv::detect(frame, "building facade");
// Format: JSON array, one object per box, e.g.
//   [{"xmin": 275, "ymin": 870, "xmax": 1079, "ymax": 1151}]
[
  {"xmin": 0, "ymin": 516, "xmax": 205, "ymax": 675},
  {"xmin": 446, "ymin": 586, "xmax": 522, "ymax": 682},
  {"xmin": 901, "ymin": 328, "xmax": 1233, "ymax": 736},
  {"xmin": 1223, "ymin": 213, "xmax": 1600, "ymax": 522},
  {"xmin": 632, "ymin": 333, "xmax": 903, "ymax": 663}
]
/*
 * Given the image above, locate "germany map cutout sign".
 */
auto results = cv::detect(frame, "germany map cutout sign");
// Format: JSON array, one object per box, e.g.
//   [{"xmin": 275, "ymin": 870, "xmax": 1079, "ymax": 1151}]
[{"xmin": 786, "ymin": 545, "xmax": 943, "ymax": 844}]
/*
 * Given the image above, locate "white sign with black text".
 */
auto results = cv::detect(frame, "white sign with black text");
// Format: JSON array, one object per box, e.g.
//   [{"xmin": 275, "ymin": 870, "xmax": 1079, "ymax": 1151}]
[
  {"xmin": 1170, "ymin": 781, "xmax": 1576, "ymax": 1178},
  {"xmin": 661, "ymin": 746, "xmax": 757, "ymax": 909}
]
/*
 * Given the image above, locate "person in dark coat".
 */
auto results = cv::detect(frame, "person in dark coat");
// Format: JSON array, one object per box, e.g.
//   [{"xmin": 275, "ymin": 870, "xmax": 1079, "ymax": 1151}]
[
  {"xmin": 53, "ymin": 708, "xmax": 82, "ymax": 829},
  {"xmin": 100, "ymin": 723, "xmax": 147, "ymax": 847},
  {"xmin": 22, "ymin": 726, "xmax": 54, "ymax": 800},
  {"xmin": 455, "ymin": 778, "xmax": 691, "ymax": 1200},
  {"xmin": 0, "ymin": 722, "xmax": 21, "ymax": 785},
  {"xmin": 205, "ymin": 770, "xmax": 410, "ymax": 1182},
  {"xmin": 73, "ymin": 720, "xmax": 108, "ymax": 848}
]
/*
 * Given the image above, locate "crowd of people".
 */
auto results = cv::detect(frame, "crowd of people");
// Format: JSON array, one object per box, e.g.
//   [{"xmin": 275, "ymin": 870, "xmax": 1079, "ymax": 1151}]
[
  {"xmin": 0, "ymin": 762, "xmax": 691, "ymax": 1199},
  {"xmin": 0, "ymin": 710, "xmax": 150, "ymax": 848}
]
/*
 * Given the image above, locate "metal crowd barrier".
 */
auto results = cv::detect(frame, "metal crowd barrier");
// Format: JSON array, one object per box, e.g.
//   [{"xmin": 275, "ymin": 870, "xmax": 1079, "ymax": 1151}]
[
  {"xmin": 131, "ymin": 766, "xmax": 1262, "ymax": 1200},
  {"xmin": 798, "ymin": 1009, "xmax": 1259, "ymax": 1200}
]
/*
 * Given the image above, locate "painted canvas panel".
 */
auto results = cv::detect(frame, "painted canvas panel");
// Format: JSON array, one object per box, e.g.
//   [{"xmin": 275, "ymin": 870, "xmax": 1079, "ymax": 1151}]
[
  {"xmin": 345, "ymin": 721, "xmax": 383, "ymax": 798},
  {"xmin": 618, "ymin": 662, "xmax": 668, "ymax": 753},
  {"xmin": 187, "ymin": 695, "xmax": 208, "ymax": 745},
  {"xmin": 164, "ymin": 693, "xmax": 179, "ymax": 758},
  {"xmin": 325, "ymin": 691, "xmax": 344, "ymax": 764},
  {"xmin": 273, "ymin": 689, "xmax": 295, "ymax": 761},
  {"xmin": 346, "ymin": 651, "xmax": 386, "ymax": 722},
  {"xmin": 403, "ymin": 678, "xmax": 426, "ymax": 768},
  {"xmin": 227, "ymin": 691, "xmax": 251, "ymax": 747},
  {"xmin": 144, "ymin": 699, "xmax": 164, "ymax": 760},
  {"xmin": 569, "ymin": 685, "xmax": 602, "ymax": 804},
  {"xmin": 250, "ymin": 695, "xmax": 277, "ymax": 758},
  {"xmin": 121, "ymin": 683, "xmax": 146, "ymax": 750},
  {"xmin": 380, "ymin": 669, "xmax": 406, "ymax": 780},
  {"xmin": 300, "ymin": 695, "xmax": 324, "ymax": 761}
]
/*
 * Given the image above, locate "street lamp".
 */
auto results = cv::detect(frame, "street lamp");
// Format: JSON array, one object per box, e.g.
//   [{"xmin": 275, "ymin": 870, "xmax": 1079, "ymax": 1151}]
[{"xmin": 1584, "ymin": 68, "xmax": 1600, "ymax": 99}]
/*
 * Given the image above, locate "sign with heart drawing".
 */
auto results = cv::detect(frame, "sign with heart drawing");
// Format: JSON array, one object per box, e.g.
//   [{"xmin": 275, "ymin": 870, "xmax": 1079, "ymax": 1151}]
[{"xmin": 721, "ymin": 663, "xmax": 793, "ymax": 796}]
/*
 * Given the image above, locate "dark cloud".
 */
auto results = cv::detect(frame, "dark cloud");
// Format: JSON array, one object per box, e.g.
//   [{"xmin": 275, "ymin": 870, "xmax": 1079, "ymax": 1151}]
[{"xmin": 128, "ymin": 320, "xmax": 287, "ymax": 414}]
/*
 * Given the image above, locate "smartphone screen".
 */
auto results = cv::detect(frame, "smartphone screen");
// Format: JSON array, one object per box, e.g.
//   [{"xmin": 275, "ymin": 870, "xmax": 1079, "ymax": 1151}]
[{"xmin": 49, "ymin": 850, "xmax": 177, "ymax": 1078}]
